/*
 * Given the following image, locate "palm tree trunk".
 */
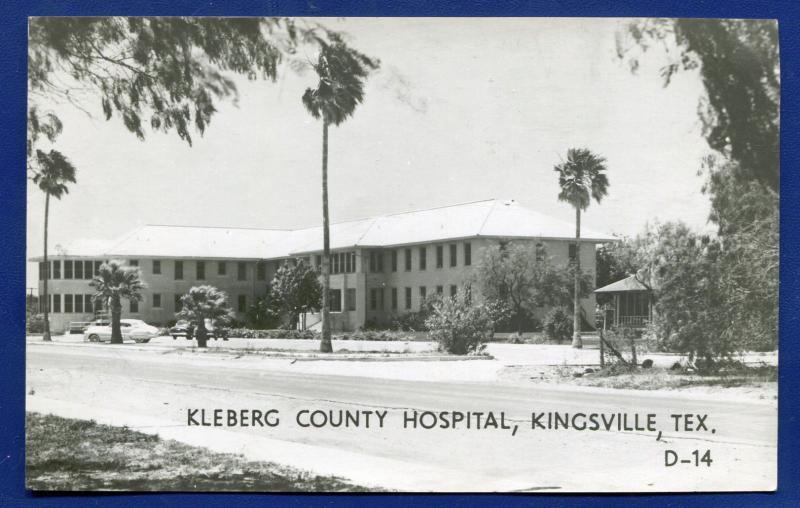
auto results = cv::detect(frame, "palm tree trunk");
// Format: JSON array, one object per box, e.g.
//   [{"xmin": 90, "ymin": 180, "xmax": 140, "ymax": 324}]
[
  {"xmin": 196, "ymin": 319, "xmax": 208, "ymax": 348},
  {"xmin": 572, "ymin": 206, "xmax": 582, "ymax": 349},
  {"xmin": 110, "ymin": 296, "xmax": 123, "ymax": 344},
  {"xmin": 42, "ymin": 194, "xmax": 51, "ymax": 341},
  {"xmin": 320, "ymin": 119, "xmax": 333, "ymax": 353}
]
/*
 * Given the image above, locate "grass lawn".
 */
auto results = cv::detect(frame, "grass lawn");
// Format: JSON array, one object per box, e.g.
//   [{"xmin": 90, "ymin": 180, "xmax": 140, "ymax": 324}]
[{"xmin": 26, "ymin": 412, "xmax": 376, "ymax": 492}]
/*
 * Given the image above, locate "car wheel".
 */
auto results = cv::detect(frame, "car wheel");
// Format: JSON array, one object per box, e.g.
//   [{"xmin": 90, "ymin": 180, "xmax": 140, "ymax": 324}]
[
  {"xmin": 89, "ymin": 334, "xmax": 99, "ymax": 342},
  {"xmin": 172, "ymin": 336, "xmax": 178, "ymax": 340}
]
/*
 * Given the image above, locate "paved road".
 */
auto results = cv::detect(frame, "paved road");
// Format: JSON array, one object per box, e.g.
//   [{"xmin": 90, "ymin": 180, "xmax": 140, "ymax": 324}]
[{"xmin": 26, "ymin": 343, "xmax": 776, "ymax": 492}]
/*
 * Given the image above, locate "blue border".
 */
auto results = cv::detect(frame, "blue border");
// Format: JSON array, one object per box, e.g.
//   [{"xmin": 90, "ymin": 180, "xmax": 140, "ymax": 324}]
[{"xmin": 1, "ymin": 1, "xmax": 797, "ymax": 507}]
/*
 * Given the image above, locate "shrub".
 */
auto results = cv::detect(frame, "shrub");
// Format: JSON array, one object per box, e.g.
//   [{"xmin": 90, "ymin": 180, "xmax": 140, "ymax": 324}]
[
  {"xmin": 340, "ymin": 330, "xmax": 415, "ymax": 341},
  {"xmin": 226, "ymin": 328, "xmax": 318, "ymax": 340},
  {"xmin": 27, "ymin": 313, "xmax": 45, "ymax": 334},
  {"xmin": 425, "ymin": 293, "xmax": 495, "ymax": 355},
  {"xmin": 508, "ymin": 332, "xmax": 526, "ymax": 344},
  {"xmin": 544, "ymin": 308, "xmax": 572, "ymax": 343}
]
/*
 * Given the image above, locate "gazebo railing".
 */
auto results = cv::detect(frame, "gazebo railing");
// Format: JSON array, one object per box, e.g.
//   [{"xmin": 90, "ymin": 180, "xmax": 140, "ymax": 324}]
[{"xmin": 617, "ymin": 315, "xmax": 649, "ymax": 327}]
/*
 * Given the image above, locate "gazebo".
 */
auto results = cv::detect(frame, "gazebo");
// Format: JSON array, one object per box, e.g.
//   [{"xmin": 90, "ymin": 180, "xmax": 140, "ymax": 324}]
[{"xmin": 594, "ymin": 275, "xmax": 652, "ymax": 329}]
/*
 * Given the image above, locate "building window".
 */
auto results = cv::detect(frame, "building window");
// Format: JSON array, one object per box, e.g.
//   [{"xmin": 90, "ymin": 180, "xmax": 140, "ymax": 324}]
[
  {"xmin": 238, "ymin": 294, "xmax": 247, "ymax": 313},
  {"xmin": 405, "ymin": 287, "xmax": 412, "ymax": 310},
  {"xmin": 74, "ymin": 260, "xmax": 83, "ymax": 279},
  {"xmin": 329, "ymin": 289, "xmax": 342, "ymax": 312},
  {"xmin": 74, "ymin": 294, "xmax": 84, "ymax": 313},
  {"xmin": 346, "ymin": 288, "xmax": 356, "ymax": 311},
  {"xmin": 53, "ymin": 294, "xmax": 61, "ymax": 313},
  {"xmin": 569, "ymin": 244, "xmax": 577, "ymax": 262},
  {"xmin": 175, "ymin": 294, "xmax": 183, "ymax": 312},
  {"xmin": 51, "ymin": 260, "xmax": 60, "ymax": 279},
  {"xmin": 450, "ymin": 285, "xmax": 458, "ymax": 297},
  {"xmin": 197, "ymin": 261, "xmax": 206, "ymax": 280},
  {"xmin": 237, "ymin": 262, "xmax": 246, "ymax": 281},
  {"xmin": 129, "ymin": 259, "xmax": 139, "ymax": 267},
  {"xmin": 369, "ymin": 251, "xmax": 384, "ymax": 273},
  {"xmin": 391, "ymin": 287, "xmax": 398, "ymax": 310},
  {"xmin": 130, "ymin": 299, "xmax": 138, "ymax": 313},
  {"xmin": 153, "ymin": 259, "xmax": 161, "ymax": 274},
  {"xmin": 419, "ymin": 286, "xmax": 427, "ymax": 308},
  {"xmin": 535, "ymin": 242, "xmax": 546, "ymax": 262},
  {"xmin": 436, "ymin": 285, "xmax": 443, "ymax": 294},
  {"xmin": 84, "ymin": 260, "xmax": 93, "ymax": 279},
  {"xmin": 38, "ymin": 262, "xmax": 44, "ymax": 281},
  {"xmin": 218, "ymin": 261, "xmax": 226, "ymax": 276},
  {"xmin": 450, "ymin": 244, "xmax": 457, "ymax": 267},
  {"xmin": 391, "ymin": 251, "xmax": 398, "ymax": 272},
  {"xmin": 419, "ymin": 246, "xmax": 427, "ymax": 270},
  {"xmin": 64, "ymin": 260, "xmax": 73, "ymax": 279},
  {"xmin": 64, "ymin": 294, "xmax": 73, "ymax": 313},
  {"xmin": 175, "ymin": 260, "xmax": 184, "ymax": 280},
  {"xmin": 84, "ymin": 294, "xmax": 93, "ymax": 313},
  {"xmin": 436, "ymin": 245, "xmax": 444, "ymax": 268},
  {"xmin": 315, "ymin": 255, "xmax": 322, "ymax": 267},
  {"xmin": 370, "ymin": 288, "xmax": 378, "ymax": 310},
  {"xmin": 95, "ymin": 260, "xmax": 103, "ymax": 276},
  {"xmin": 153, "ymin": 293, "xmax": 162, "ymax": 308},
  {"xmin": 405, "ymin": 248, "xmax": 412, "ymax": 271},
  {"xmin": 257, "ymin": 262, "xmax": 266, "ymax": 281}
]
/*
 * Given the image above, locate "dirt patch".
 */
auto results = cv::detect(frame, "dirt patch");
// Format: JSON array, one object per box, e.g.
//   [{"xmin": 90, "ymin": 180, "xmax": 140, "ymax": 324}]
[
  {"xmin": 26, "ymin": 412, "xmax": 378, "ymax": 492},
  {"xmin": 499, "ymin": 363, "xmax": 777, "ymax": 402}
]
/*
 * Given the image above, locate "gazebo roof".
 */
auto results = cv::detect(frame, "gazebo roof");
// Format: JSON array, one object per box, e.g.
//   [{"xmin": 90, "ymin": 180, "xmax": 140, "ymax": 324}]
[{"xmin": 594, "ymin": 275, "xmax": 649, "ymax": 294}]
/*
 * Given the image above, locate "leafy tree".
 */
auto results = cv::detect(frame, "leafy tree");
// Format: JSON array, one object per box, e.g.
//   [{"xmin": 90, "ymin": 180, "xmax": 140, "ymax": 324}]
[
  {"xmin": 619, "ymin": 20, "xmax": 779, "ymax": 353},
  {"xmin": 177, "ymin": 286, "xmax": 234, "ymax": 348},
  {"xmin": 553, "ymin": 148, "xmax": 609, "ymax": 347},
  {"xmin": 31, "ymin": 149, "xmax": 77, "ymax": 341},
  {"xmin": 27, "ymin": 17, "xmax": 301, "ymax": 152},
  {"xmin": 89, "ymin": 260, "xmax": 145, "ymax": 344},
  {"xmin": 302, "ymin": 35, "xmax": 379, "ymax": 352},
  {"xmin": 269, "ymin": 260, "xmax": 323, "ymax": 330},
  {"xmin": 618, "ymin": 19, "xmax": 779, "ymax": 191},
  {"xmin": 474, "ymin": 242, "xmax": 591, "ymax": 333},
  {"xmin": 246, "ymin": 295, "xmax": 283, "ymax": 330},
  {"xmin": 702, "ymin": 156, "xmax": 778, "ymax": 351},
  {"xmin": 643, "ymin": 223, "xmax": 730, "ymax": 362},
  {"xmin": 595, "ymin": 242, "xmax": 631, "ymax": 304}
]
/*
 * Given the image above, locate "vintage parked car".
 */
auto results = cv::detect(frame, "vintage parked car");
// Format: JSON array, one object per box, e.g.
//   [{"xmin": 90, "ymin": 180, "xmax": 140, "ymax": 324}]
[
  {"xmin": 83, "ymin": 318, "xmax": 160, "ymax": 343},
  {"xmin": 169, "ymin": 319, "xmax": 228, "ymax": 340}
]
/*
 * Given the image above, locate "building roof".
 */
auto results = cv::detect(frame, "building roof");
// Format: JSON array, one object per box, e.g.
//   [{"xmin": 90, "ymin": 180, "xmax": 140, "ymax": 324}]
[
  {"xmin": 594, "ymin": 275, "xmax": 650, "ymax": 293},
  {"xmin": 32, "ymin": 199, "xmax": 617, "ymax": 261}
]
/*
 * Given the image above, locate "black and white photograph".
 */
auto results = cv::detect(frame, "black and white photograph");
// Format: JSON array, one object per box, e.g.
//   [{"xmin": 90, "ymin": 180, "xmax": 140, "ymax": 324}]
[{"xmin": 24, "ymin": 17, "xmax": 778, "ymax": 492}]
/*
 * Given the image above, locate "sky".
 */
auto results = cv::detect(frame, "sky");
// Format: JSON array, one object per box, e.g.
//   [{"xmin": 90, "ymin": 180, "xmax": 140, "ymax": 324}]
[{"xmin": 26, "ymin": 17, "xmax": 714, "ymax": 288}]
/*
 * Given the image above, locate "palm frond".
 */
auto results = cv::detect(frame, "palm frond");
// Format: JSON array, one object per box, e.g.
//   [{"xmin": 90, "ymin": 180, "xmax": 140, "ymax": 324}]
[{"xmin": 554, "ymin": 147, "xmax": 610, "ymax": 211}]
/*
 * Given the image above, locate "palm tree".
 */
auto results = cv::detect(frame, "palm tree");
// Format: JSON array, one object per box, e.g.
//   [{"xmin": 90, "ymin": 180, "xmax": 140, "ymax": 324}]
[
  {"xmin": 554, "ymin": 148, "xmax": 609, "ymax": 348},
  {"xmin": 89, "ymin": 260, "xmax": 145, "ymax": 344},
  {"xmin": 31, "ymin": 149, "xmax": 76, "ymax": 341},
  {"xmin": 302, "ymin": 36, "xmax": 377, "ymax": 353},
  {"xmin": 176, "ymin": 286, "xmax": 234, "ymax": 348}
]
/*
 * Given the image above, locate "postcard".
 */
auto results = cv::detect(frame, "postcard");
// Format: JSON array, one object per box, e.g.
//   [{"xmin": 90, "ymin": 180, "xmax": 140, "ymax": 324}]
[{"xmin": 25, "ymin": 16, "xmax": 778, "ymax": 492}]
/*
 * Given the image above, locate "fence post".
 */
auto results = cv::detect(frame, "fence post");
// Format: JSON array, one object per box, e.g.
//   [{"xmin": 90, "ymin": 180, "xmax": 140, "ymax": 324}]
[{"xmin": 599, "ymin": 328, "xmax": 605, "ymax": 368}]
